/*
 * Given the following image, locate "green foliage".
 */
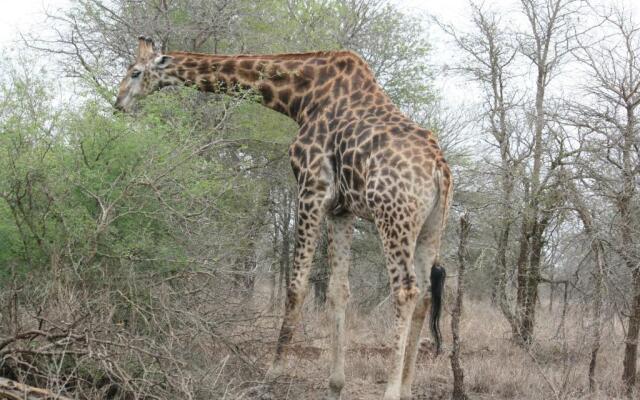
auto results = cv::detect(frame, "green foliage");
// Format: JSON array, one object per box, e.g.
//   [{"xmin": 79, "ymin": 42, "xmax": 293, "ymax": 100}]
[
  {"xmin": 0, "ymin": 60, "xmax": 60, "ymax": 274},
  {"xmin": 0, "ymin": 202, "xmax": 20, "ymax": 276},
  {"xmin": 0, "ymin": 72, "xmax": 275, "ymax": 286},
  {"xmin": 231, "ymin": 102, "xmax": 297, "ymax": 144}
]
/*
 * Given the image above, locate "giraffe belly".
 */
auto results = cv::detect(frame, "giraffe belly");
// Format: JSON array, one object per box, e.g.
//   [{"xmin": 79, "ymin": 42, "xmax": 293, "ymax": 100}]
[{"xmin": 335, "ymin": 176, "xmax": 374, "ymax": 221}]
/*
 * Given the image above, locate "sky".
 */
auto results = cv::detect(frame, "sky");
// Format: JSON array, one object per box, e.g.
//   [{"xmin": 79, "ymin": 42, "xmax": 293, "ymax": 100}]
[
  {"xmin": 2, "ymin": 0, "xmax": 639, "ymax": 47},
  {"xmin": 0, "ymin": 0, "xmax": 70, "ymax": 49},
  {"xmin": 1, "ymin": 0, "xmax": 639, "ymax": 105},
  {"xmin": 0, "ymin": 0, "xmax": 492, "ymax": 101},
  {"xmin": 0, "ymin": 0, "xmax": 511, "ymax": 51},
  {"xmin": 3, "ymin": 1, "xmax": 639, "ymax": 55},
  {"xmin": 0, "ymin": 0, "xmax": 469, "ymax": 98}
]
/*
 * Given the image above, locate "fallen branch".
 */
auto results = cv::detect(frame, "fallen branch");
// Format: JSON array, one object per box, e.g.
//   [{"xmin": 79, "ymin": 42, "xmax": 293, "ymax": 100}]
[{"xmin": 0, "ymin": 377, "xmax": 72, "ymax": 400}]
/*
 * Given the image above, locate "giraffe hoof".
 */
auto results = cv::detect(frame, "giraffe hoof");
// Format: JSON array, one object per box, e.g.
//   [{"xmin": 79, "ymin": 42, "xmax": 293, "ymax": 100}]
[
  {"xmin": 383, "ymin": 388, "xmax": 401, "ymax": 400},
  {"xmin": 400, "ymin": 386, "xmax": 413, "ymax": 399},
  {"xmin": 325, "ymin": 392, "xmax": 341, "ymax": 400},
  {"xmin": 265, "ymin": 364, "xmax": 284, "ymax": 382}
]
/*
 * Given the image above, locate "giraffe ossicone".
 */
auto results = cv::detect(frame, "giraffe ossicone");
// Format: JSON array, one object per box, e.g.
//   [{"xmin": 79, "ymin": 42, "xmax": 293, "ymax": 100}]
[{"xmin": 115, "ymin": 37, "xmax": 452, "ymax": 400}]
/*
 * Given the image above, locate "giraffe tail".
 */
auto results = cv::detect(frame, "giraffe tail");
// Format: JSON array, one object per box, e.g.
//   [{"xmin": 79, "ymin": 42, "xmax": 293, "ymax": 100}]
[{"xmin": 430, "ymin": 263, "xmax": 446, "ymax": 355}]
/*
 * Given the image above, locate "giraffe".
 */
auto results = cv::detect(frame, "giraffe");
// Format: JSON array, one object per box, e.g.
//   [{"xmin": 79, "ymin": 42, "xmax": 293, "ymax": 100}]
[{"xmin": 115, "ymin": 37, "xmax": 452, "ymax": 400}]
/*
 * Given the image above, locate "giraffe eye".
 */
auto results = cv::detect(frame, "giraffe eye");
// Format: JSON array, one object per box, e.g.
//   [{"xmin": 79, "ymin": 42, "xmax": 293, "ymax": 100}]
[{"xmin": 131, "ymin": 70, "xmax": 142, "ymax": 78}]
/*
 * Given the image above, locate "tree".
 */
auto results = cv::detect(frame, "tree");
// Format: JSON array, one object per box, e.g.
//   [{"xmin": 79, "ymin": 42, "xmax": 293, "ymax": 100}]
[
  {"xmin": 451, "ymin": 213, "xmax": 470, "ymax": 400},
  {"xmin": 512, "ymin": 0, "xmax": 583, "ymax": 344},
  {"xmin": 436, "ymin": 2, "xmax": 524, "ymax": 334},
  {"xmin": 440, "ymin": 0, "xmax": 582, "ymax": 345},
  {"xmin": 569, "ymin": 7, "xmax": 640, "ymax": 393}
]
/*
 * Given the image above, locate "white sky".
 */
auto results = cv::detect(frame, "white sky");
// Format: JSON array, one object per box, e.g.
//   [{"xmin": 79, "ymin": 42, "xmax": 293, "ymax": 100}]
[
  {"xmin": 1, "ymin": 0, "xmax": 638, "ymax": 104},
  {"xmin": 0, "ymin": 0, "xmax": 511, "ymax": 99},
  {"xmin": 0, "ymin": 0, "xmax": 70, "ymax": 49},
  {"xmin": 2, "ymin": 0, "xmax": 638, "ymax": 50}
]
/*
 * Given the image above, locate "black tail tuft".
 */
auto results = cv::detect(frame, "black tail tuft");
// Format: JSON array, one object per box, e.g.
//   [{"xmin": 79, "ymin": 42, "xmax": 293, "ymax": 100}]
[{"xmin": 430, "ymin": 263, "xmax": 446, "ymax": 355}]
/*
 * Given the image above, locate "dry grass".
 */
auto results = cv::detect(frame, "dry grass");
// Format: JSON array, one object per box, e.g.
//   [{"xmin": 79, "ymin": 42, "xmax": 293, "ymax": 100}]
[
  {"xmin": 2, "ymin": 273, "xmax": 634, "ymax": 400},
  {"xmin": 265, "ymin": 294, "xmax": 631, "ymax": 400}
]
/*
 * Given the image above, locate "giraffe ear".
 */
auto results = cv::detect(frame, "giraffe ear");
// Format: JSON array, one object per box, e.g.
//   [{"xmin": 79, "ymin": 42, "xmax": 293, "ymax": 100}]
[
  {"xmin": 153, "ymin": 55, "xmax": 173, "ymax": 69},
  {"xmin": 136, "ymin": 36, "xmax": 156, "ymax": 61}
]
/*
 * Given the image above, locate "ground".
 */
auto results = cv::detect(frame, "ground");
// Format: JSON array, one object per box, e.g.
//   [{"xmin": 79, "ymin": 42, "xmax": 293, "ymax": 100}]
[{"xmin": 239, "ymin": 293, "xmax": 629, "ymax": 400}]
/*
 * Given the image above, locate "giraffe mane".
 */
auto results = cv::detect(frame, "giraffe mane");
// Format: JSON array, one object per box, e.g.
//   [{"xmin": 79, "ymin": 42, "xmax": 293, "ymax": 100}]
[{"xmin": 166, "ymin": 50, "xmax": 362, "ymax": 61}]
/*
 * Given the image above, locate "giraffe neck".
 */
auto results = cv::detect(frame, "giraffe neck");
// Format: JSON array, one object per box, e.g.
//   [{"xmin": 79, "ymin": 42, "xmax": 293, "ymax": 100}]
[{"xmin": 162, "ymin": 51, "xmax": 385, "ymax": 125}]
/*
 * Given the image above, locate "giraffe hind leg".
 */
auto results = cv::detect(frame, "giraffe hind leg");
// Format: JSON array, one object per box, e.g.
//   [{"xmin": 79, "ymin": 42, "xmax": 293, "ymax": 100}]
[
  {"xmin": 375, "ymin": 210, "xmax": 424, "ymax": 400},
  {"xmin": 326, "ymin": 213, "xmax": 355, "ymax": 400},
  {"xmin": 400, "ymin": 207, "xmax": 445, "ymax": 399}
]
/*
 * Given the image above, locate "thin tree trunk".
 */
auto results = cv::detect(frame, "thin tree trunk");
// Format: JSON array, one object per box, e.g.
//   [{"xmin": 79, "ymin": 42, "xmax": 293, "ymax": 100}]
[
  {"xmin": 312, "ymin": 225, "xmax": 329, "ymax": 308},
  {"xmin": 451, "ymin": 214, "xmax": 470, "ymax": 400},
  {"xmin": 549, "ymin": 268, "xmax": 554, "ymax": 313},
  {"xmin": 588, "ymin": 242, "xmax": 605, "ymax": 392},
  {"xmin": 566, "ymin": 10, "xmax": 640, "ymax": 395},
  {"xmin": 566, "ymin": 176, "xmax": 607, "ymax": 392},
  {"xmin": 522, "ymin": 217, "xmax": 549, "ymax": 343},
  {"xmin": 269, "ymin": 227, "xmax": 278, "ymax": 311},
  {"xmin": 277, "ymin": 190, "xmax": 292, "ymax": 311},
  {"xmin": 515, "ymin": 218, "xmax": 530, "ymax": 342},
  {"xmin": 242, "ymin": 237, "xmax": 257, "ymax": 296},
  {"xmin": 514, "ymin": 0, "xmax": 569, "ymax": 347},
  {"xmin": 495, "ymin": 221, "xmax": 517, "ymax": 328},
  {"xmin": 285, "ymin": 200, "xmax": 295, "ymax": 288},
  {"xmin": 270, "ymin": 211, "xmax": 279, "ymax": 311},
  {"xmin": 623, "ymin": 268, "xmax": 640, "ymax": 396},
  {"xmin": 620, "ymin": 104, "xmax": 638, "ymax": 396},
  {"xmin": 491, "ymin": 226, "xmax": 510, "ymax": 305},
  {"xmin": 555, "ymin": 281, "xmax": 568, "ymax": 339}
]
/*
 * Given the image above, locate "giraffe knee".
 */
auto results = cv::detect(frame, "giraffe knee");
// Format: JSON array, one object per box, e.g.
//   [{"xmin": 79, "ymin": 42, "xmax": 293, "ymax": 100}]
[
  {"xmin": 328, "ymin": 282, "xmax": 350, "ymax": 307},
  {"xmin": 394, "ymin": 286, "xmax": 420, "ymax": 322},
  {"xmin": 411, "ymin": 294, "xmax": 431, "ymax": 322},
  {"xmin": 395, "ymin": 285, "xmax": 420, "ymax": 306},
  {"xmin": 286, "ymin": 281, "xmax": 308, "ymax": 309},
  {"xmin": 421, "ymin": 292, "xmax": 432, "ymax": 308}
]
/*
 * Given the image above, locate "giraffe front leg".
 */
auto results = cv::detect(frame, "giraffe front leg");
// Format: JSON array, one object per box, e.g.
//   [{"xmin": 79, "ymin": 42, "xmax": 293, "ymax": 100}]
[
  {"xmin": 326, "ymin": 213, "xmax": 355, "ymax": 400},
  {"xmin": 267, "ymin": 194, "xmax": 327, "ymax": 381}
]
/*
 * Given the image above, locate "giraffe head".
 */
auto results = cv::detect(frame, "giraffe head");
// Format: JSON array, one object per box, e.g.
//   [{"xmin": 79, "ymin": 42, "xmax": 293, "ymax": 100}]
[{"xmin": 114, "ymin": 37, "xmax": 174, "ymax": 112}]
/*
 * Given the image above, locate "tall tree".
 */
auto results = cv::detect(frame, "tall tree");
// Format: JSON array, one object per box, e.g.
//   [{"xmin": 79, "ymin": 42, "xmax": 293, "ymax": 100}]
[
  {"xmin": 570, "ymin": 7, "xmax": 640, "ymax": 393},
  {"xmin": 513, "ymin": 0, "xmax": 581, "ymax": 344},
  {"xmin": 437, "ymin": 2, "xmax": 524, "ymax": 333}
]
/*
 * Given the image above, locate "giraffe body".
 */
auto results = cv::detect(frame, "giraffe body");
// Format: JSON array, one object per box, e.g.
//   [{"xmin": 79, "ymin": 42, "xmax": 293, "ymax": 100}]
[{"xmin": 116, "ymin": 37, "xmax": 452, "ymax": 400}]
